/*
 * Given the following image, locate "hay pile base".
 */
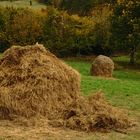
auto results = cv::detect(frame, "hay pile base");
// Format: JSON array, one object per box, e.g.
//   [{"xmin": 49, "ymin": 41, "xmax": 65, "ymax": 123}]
[
  {"xmin": 0, "ymin": 44, "xmax": 132, "ymax": 132},
  {"xmin": 91, "ymin": 55, "xmax": 114, "ymax": 77}
]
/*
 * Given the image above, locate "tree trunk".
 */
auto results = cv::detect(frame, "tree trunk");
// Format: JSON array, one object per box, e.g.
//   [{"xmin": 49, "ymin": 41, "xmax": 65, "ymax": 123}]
[
  {"xmin": 129, "ymin": 46, "xmax": 135, "ymax": 65},
  {"xmin": 30, "ymin": 0, "xmax": 32, "ymax": 6}
]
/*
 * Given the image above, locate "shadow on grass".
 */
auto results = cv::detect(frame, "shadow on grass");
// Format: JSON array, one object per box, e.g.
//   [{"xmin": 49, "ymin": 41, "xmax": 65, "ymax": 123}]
[
  {"xmin": 113, "ymin": 70, "xmax": 140, "ymax": 81},
  {"xmin": 113, "ymin": 55, "xmax": 140, "ymax": 70}
]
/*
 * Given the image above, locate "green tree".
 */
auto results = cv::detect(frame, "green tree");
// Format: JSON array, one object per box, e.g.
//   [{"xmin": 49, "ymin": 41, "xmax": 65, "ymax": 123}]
[
  {"xmin": 111, "ymin": 0, "xmax": 140, "ymax": 64},
  {"xmin": 42, "ymin": 0, "xmax": 116, "ymax": 15},
  {"xmin": 43, "ymin": 7, "xmax": 95, "ymax": 56}
]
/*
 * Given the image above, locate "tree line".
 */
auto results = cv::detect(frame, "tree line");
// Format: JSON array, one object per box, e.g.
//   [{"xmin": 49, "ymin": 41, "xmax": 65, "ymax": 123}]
[{"xmin": 0, "ymin": 0, "xmax": 140, "ymax": 64}]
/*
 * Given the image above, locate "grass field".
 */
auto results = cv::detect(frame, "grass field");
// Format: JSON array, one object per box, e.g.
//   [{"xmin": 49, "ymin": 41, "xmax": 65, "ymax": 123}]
[
  {"xmin": 64, "ymin": 57, "xmax": 140, "ymax": 139},
  {"xmin": 0, "ymin": 54, "xmax": 140, "ymax": 139},
  {"xmin": 66, "ymin": 59, "xmax": 140, "ymax": 111},
  {"xmin": 0, "ymin": 0, "xmax": 46, "ymax": 9}
]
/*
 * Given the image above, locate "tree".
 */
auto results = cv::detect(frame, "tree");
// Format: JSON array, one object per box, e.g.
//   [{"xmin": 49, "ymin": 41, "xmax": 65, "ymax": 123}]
[
  {"xmin": 41, "ymin": 0, "xmax": 116, "ymax": 15},
  {"xmin": 30, "ymin": 0, "xmax": 32, "ymax": 6},
  {"xmin": 111, "ymin": 0, "xmax": 140, "ymax": 64}
]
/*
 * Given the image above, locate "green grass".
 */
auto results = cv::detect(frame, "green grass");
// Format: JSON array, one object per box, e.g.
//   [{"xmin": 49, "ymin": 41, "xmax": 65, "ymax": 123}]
[
  {"xmin": 66, "ymin": 60, "xmax": 140, "ymax": 111},
  {"xmin": 0, "ymin": 0, "xmax": 46, "ymax": 9},
  {"xmin": 65, "ymin": 58, "xmax": 140, "ymax": 140}
]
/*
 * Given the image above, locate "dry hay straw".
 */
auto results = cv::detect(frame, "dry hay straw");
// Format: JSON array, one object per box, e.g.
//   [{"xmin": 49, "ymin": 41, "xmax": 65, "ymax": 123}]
[
  {"xmin": 0, "ymin": 44, "xmax": 80, "ymax": 119},
  {"xmin": 91, "ymin": 55, "xmax": 114, "ymax": 77},
  {"xmin": 0, "ymin": 44, "xmax": 132, "ymax": 132}
]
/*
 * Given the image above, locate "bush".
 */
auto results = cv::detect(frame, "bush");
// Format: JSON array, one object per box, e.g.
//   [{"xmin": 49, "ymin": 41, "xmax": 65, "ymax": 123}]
[
  {"xmin": 0, "ymin": 7, "xmax": 43, "ymax": 52},
  {"xmin": 0, "ymin": 6, "xmax": 113, "ymax": 57},
  {"xmin": 43, "ymin": 7, "xmax": 95, "ymax": 57}
]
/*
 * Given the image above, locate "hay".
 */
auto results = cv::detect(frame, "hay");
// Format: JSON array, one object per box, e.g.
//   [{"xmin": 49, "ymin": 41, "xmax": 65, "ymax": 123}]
[
  {"xmin": 90, "ymin": 55, "xmax": 114, "ymax": 77},
  {"xmin": 0, "ymin": 44, "xmax": 132, "ymax": 132},
  {"xmin": 61, "ymin": 93, "xmax": 131, "ymax": 131},
  {"xmin": 0, "ymin": 44, "xmax": 80, "ymax": 119}
]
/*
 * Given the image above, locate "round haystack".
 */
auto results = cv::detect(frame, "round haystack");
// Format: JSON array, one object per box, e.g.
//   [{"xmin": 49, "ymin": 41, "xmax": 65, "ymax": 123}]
[
  {"xmin": 0, "ymin": 45, "xmax": 132, "ymax": 132},
  {"xmin": 90, "ymin": 55, "xmax": 114, "ymax": 77}
]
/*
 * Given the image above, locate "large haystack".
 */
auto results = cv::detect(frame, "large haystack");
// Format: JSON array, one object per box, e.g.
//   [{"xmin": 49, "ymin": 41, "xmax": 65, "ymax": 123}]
[
  {"xmin": 0, "ymin": 44, "xmax": 80, "ymax": 119},
  {"xmin": 90, "ymin": 55, "xmax": 114, "ymax": 77},
  {"xmin": 0, "ymin": 45, "xmax": 131, "ymax": 132}
]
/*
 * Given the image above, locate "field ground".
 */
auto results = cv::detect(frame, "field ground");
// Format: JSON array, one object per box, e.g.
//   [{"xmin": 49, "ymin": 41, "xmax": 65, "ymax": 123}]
[
  {"xmin": 0, "ymin": 0, "xmax": 46, "ymax": 9},
  {"xmin": 0, "ymin": 54, "xmax": 140, "ymax": 139}
]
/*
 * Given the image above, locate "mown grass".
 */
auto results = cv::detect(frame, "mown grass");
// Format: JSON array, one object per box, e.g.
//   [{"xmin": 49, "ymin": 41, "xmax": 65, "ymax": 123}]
[
  {"xmin": 0, "ymin": 0, "xmax": 46, "ymax": 9},
  {"xmin": 66, "ymin": 58, "xmax": 140, "ymax": 111}
]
